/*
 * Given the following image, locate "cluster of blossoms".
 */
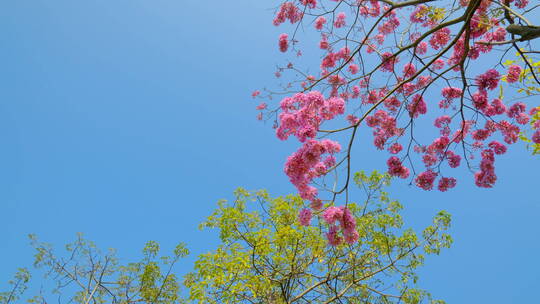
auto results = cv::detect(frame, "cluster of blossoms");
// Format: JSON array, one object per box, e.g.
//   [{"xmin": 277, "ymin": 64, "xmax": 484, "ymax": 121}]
[
  {"xmin": 297, "ymin": 204, "xmax": 359, "ymax": 246},
  {"xmin": 387, "ymin": 156, "xmax": 410, "ymax": 179},
  {"xmin": 277, "ymin": 91, "xmax": 345, "ymax": 142},
  {"xmin": 257, "ymin": 0, "xmax": 537, "ymax": 244},
  {"xmin": 322, "ymin": 206, "xmax": 358, "ymax": 245},
  {"xmin": 475, "ymin": 149, "xmax": 497, "ymax": 187},
  {"xmin": 366, "ymin": 110, "xmax": 402, "ymax": 150},
  {"xmin": 284, "ymin": 139, "xmax": 341, "ymax": 201}
]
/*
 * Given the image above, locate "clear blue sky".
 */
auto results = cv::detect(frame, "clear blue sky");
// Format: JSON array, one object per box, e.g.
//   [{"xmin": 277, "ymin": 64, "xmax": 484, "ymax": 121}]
[{"xmin": 1, "ymin": 1, "xmax": 539, "ymax": 302}]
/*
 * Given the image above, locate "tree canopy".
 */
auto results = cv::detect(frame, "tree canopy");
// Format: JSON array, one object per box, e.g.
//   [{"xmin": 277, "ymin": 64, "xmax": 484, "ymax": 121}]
[{"xmin": 1, "ymin": 172, "xmax": 451, "ymax": 304}]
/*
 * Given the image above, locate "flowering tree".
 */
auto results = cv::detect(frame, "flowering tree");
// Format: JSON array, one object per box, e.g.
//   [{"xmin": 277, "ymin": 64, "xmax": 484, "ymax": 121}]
[{"xmin": 253, "ymin": 0, "xmax": 539, "ymax": 243}]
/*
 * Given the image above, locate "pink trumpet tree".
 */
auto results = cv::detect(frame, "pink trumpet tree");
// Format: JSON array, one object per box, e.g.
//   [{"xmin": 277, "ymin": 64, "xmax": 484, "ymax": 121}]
[{"xmin": 253, "ymin": 0, "xmax": 540, "ymax": 244}]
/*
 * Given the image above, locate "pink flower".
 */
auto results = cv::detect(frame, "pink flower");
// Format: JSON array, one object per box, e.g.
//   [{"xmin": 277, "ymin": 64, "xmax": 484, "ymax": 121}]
[
  {"xmin": 256, "ymin": 102, "xmax": 267, "ymax": 110},
  {"xmin": 441, "ymin": 87, "xmax": 463, "ymax": 99},
  {"xmin": 407, "ymin": 94, "xmax": 427, "ymax": 118},
  {"xmin": 279, "ymin": 33, "xmax": 289, "ymax": 52},
  {"xmin": 341, "ymin": 207, "xmax": 356, "ymax": 231},
  {"xmin": 429, "ymin": 28, "xmax": 451, "ymax": 50},
  {"xmin": 498, "ymin": 120, "xmax": 520, "ymax": 144},
  {"xmin": 298, "ymin": 208, "xmax": 313, "ymax": 226},
  {"xmin": 319, "ymin": 34, "xmax": 329, "ymax": 50},
  {"xmin": 273, "ymin": 2, "xmax": 302, "ymax": 26},
  {"xmin": 388, "ymin": 142, "xmax": 403, "ymax": 154},
  {"xmin": 427, "ymin": 136, "xmax": 450, "ymax": 154},
  {"xmin": 384, "ymin": 97, "xmax": 401, "ymax": 112},
  {"xmin": 492, "ymin": 27, "xmax": 507, "ymax": 41},
  {"xmin": 277, "ymin": 91, "xmax": 344, "ymax": 142},
  {"xmin": 284, "ymin": 139, "xmax": 341, "ymax": 200},
  {"xmin": 322, "ymin": 206, "xmax": 343, "ymax": 225},
  {"xmin": 343, "ymin": 229, "xmax": 359, "ymax": 244},
  {"xmin": 506, "ymin": 65, "xmax": 521, "ymax": 83},
  {"xmin": 251, "ymin": 90, "xmax": 260, "ymax": 98},
  {"xmin": 532, "ymin": 130, "xmax": 540, "ymax": 144},
  {"xmin": 334, "ymin": 12, "xmax": 346, "ymax": 28},
  {"xmin": 491, "ymin": 98, "xmax": 507, "ymax": 115},
  {"xmin": 516, "ymin": 113, "xmax": 530, "ymax": 125},
  {"xmin": 433, "ymin": 59, "xmax": 445, "ymax": 70},
  {"xmin": 488, "ymin": 141, "xmax": 507, "ymax": 154},
  {"xmin": 310, "ymin": 198, "xmax": 323, "ymax": 210},
  {"xmin": 378, "ymin": 16, "xmax": 400, "ymax": 34},
  {"xmin": 346, "ymin": 114, "xmax": 359, "ymax": 126},
  {"xmin": 472, "ymin": 90, "xmax": 489, "ymax": 111},
  {"xmin": 438, "ymin": 177, "xmax": 456, "ymax": 192},
  {"xmin": 415, "ymin": 41, "xmax": 428, "ymax": 55},
  {"xmin": 446, "ymin": 151, "xmax": 461, "ymax": 168},
  {"xmin": 387, "ymin": 156, "xmax": 410, "ymax": 178},
  {"xmin": 507, "ymin": 102, "xmax": 526, "ymax": 119},
  {"xmin": 434, "ymin": 115, "xmax": 452, "ymax": 135},
  {"xmin": 514, "ymin": 0, "xmax": 529, "ymax": 9},
  {"xmin": 348, "ymin": 63, "xmax": 359, "ymax": 74},
  {"xmin": 475, "ymin": 69, "xmax": 500, "ymax": 91},
  {"xmin": 315, "ymin": 16, "xmax": 326, "ymax": 30},
  {"xmin": 475, "ymin": 149, "xmax": 497, "ymax": 188},
  {"xmin": 381, "ymin": 52, "xmax": 398, "ymax": 72},
  {"xmin": 326, "ymin": 225, "xmax": 342, "ymax": 246},
  {"xmin": 422, "ymin": 153, "xmax": 438, "ymax": 167},
  {"xmin": 300, "ymin": 0, "xmax": 317, "ymax": 9},
  {"xmin": 415, "ymin": 170, "xmax": 437, "ymax": 190},
  {"xmin": 402, "ymin": 63, "xmax": 416, "ymax": 78}
]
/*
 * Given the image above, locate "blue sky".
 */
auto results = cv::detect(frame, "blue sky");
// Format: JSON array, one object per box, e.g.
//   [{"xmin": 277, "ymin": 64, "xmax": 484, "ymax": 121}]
[{"xmin": 1, "ymin": 1, "xmax": 539, "ymax": 302}]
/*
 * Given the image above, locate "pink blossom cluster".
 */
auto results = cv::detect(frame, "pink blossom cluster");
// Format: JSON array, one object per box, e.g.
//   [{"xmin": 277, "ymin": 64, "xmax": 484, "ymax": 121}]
[
  {"xmin": 438, "ymin": 177, "xmax": 457, "ymax": 192},
  {"xmin": 314, "ymin": 16, "xmax": 326, "ymax": 30},
  {"xmin": 434, "ymin": 115, "xmax": 452, "ymax": 136},
  {"xmin": 323, "ymin": 206, "xmax": 359, "ymax": 245},
  {"xmin": 278, "ymin": 33, "xmax": 289, "ymax": 52},
  {"xmin": 532, "ymin": 130, "xmax": 540, "ymax": 144},
  {"xmin": 475, "ymin": 149, "xmax": 496, "ymax": 188},
  {"xmin": 273, "ymin": 2, "xmax": 302, "ymax": 26},
  {"xmin": 365, "ymin": 110, "xmax": 402, "ymax": 150},
  {"xmin": 300, "ymin": 0, "xmax": 317, "ymax": 9},
  {"xmin": 284, "ymin": 139, "xmax": 341, "ymax": 201},
  {"xmin": 320, "ymin": 47, "xmax": 351, "ymax": 70},
  {"xmin": 498, "ymin": 120, "xmax": 520, "ymax": 144},
  {"xmin": 334, "ymin": 12, "xmax": 346, "ymax": 28},
  {"xmin": 407, "ymin": 94, "xmax": 427, "ymax": 118},
  {"xmin": 415, "ymin": 170, "xmax": 438, "ymax": 190},
  {"xmin": 475, "ymin": 69, "xmax": 500, "ymax": 91},
  {"xmin": 298, "ymin": 208, "xmax": 313, "ymax": 226},
  {"xmin": 507, "ymin": 102, "xmax": 529, "ymax": 125},
  {"xmin": 387, "ymin": 156, "xmax": 410, "ymax": 179},
  {"xmin": 506, "ymin": 65, "xmax": 522, "ymax": 83},
  {"xmin": 277, "ymin": 91, "xmax": 345, "ymax": 142},
  {"xmin": 381, "ymin": 52, "xmax": 398, "ymax": 72},
  {"xmin": 429, "ymin": 28, "xmax": 451, "ymax": 50},
  {"xmin": 358, "ymin": 0, "xmax": 382, "ymax": 18}
]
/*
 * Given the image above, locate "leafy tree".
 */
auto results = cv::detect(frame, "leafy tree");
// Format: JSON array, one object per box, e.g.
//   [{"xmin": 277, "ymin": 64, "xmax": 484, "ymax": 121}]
[
  {"xmin": 1, "ymin": 233, "xmax": 189, "ymax": 304},
  {"xmin": 185, "ymin": 171, "xmax": 451, "ymax": 303},
  {"xmin": 1, "ymin": 172, "xmax": 452, "ymax": 304}
]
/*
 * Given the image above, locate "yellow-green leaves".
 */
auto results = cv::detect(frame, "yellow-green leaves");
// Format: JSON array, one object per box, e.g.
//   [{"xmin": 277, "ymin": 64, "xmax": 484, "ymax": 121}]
[{"xmin": 186, "ymin": 172, "xmax": 452, "ymax": 303}]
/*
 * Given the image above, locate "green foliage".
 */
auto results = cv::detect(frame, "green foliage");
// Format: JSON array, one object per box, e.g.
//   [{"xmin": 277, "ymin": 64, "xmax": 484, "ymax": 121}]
[
  {"xmin": 0, "ymin": 268, "xmax": 30, "ymax": 304},
  {"xmin": 185, "ymin": 171, "xmax": 452, "ymax": 303},
  {"xmin": 2, "ymin": 233, "xmax": 189, "ymax": 304},
  {"xmin": 1, "ymin": 172, "xmax": 452, "ymax": 304}
]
